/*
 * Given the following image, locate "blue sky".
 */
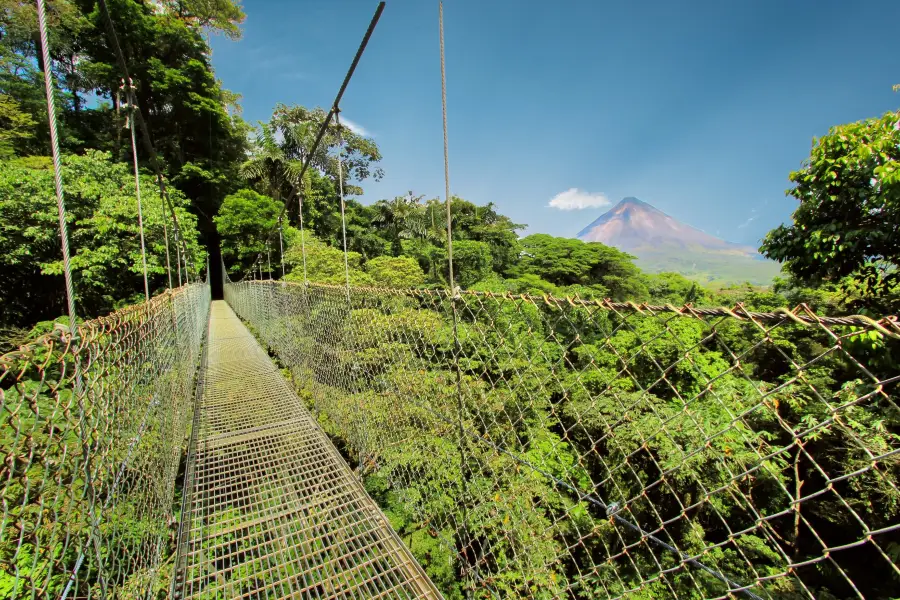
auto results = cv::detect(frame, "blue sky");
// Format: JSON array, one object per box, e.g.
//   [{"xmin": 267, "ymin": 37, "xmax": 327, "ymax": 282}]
[{"xmin": 210, "ymin": 0, "xmax": 900, "ymax": 247}]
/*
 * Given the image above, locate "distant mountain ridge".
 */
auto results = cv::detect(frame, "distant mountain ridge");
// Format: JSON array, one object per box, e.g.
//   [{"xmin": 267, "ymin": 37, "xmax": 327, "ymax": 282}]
[{"xmin": 576, "ymin": 197, "xmax": 780, "ymax": 285}]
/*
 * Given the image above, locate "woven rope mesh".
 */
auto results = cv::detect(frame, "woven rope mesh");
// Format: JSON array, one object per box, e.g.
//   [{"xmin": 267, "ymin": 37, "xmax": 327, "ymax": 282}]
[
  {"xmin": 0, "ymin": 282, "xmax": 209, "ymax": 599},
  {"xmin": 226, "ymin": 279, "xmax": 900, "ymax": 600}
]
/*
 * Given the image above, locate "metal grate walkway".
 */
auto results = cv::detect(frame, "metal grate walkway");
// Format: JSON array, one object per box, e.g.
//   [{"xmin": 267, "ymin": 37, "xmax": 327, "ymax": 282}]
[{"xmin": 174, "ymin": 301, "xmax": 441, "ymax": 599}]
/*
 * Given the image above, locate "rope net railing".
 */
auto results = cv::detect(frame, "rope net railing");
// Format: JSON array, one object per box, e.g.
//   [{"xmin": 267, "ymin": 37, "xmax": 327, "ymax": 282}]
[
  {"xmin": 0, "ymin": 281, "xmax": 209, "ymax": 599},
  {"xmin": 225, "ymin": 279, "xmax": 900, "ymax": 600}
]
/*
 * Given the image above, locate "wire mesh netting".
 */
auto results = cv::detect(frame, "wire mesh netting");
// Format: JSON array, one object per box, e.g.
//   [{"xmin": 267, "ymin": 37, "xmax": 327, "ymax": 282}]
[
  {"xmin": 0, "ymin": 281, "xmax": 209, "ymax": 599},
  {"xmin": 226, "ymin": 279, "xmax": 900, "ymax": 600},
  {"xmin": 173, "ymin": 301, "xmax": 440, "ymax": 599}
]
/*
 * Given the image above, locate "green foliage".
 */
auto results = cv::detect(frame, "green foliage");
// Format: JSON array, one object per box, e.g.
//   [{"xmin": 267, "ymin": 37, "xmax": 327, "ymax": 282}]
[
  {"xmin": 0, "ymin": 150, "xmax": 204, "ymax": 328},
  {"xmin": 450, "ymin": 240, "xmax": 493, "ymax": 287},
  {"xmin": 0, "ymin": 0, "xmax": 248, "ymax": 232},
  {"xmin": 214, "ymin": 188, "xmax": 281, "ymax": 273},
  {"xmin": 447, "ymin": 198, "xmax": 523, "ymax": 275},
  {"xmin": 365, "ymin": 255, "xmax": 426, "ymax": 288},
  {"xmin": 157, "ymin": 0, "xmax": 246, "ymax": 40},
  {"xmin": 513, "ymin": 234, "xmax": 646, "ymax": 299},
  {"xmin": 283, "ymin": 231, "xmax": 373, "ymax": 286},
  {"xmin": 643, "ymin": 271, "xmax": 708, "ymax": 304},
  {"xmin": 372, "ymin": 194, "xmax": 432, "ymax": 255},
  {"xmin": 241, "ymin": 105, "xmax": 382, "ymax": 227},
  {"xmin": 256, "ymin": 278, "xmax": 900, "ymax": 599},
  {"xmin": 0, "ymin": 92, "xmax": 35, "ymax": 157},
  {"xmin": 761, "ymin": 110, "xmax": 900, "ymax": 312}
]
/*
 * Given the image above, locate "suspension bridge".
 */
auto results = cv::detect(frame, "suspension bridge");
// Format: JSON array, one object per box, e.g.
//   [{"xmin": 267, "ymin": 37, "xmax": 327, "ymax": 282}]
[{"xmin": 2, "ymin": 1, "xmax": 900, "ymax": 599}]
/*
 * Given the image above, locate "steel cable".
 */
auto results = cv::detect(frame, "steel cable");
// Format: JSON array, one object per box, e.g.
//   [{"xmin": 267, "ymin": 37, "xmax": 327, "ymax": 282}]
[{"xmin": 35, "ymin": 0, "xmax": 77, "ymax": 328}]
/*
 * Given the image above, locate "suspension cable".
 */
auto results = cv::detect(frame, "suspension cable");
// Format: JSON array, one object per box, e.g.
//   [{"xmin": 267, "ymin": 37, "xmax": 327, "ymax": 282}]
[
  {"xmin": 159, "ymin": 195, "xmax": 174, "ymax": 290},
  {"xmin": 121, "ymin": 79, "xmax": 151, "ymax": 302},
  {"xmin": 335, "ymin": 111, "xmax": 352, "ymax": 300},
  {"xmin": 240, "ymin": 1, "xmax": 385, "ymax": 281},
  {"xmin": 117, "ymin": 82, "xmax": 172, "ymax": 291},
  {"xmin": 298, "ymin": 192, "xmax": 309, "ymax": 284},
  {"xmin": 97, "ymin": 0, "xmax": 197, "ymax": 284},
  {"xmin": 175, "ymin": 228, "xmax": 183, "ymax": 287},
  {"xmin": 36, "ymin": 0, "xmax": 77, "ymax": 327},
  {"xmin": 437, "ymin": 2, "xmax": 473, "ymax": 584},
  {"xmin": 278, "ymin": 218, "xmax": 286, "ymax": 280},
  {"xmin": 439, "ymin": 1, "xmax": 455, "ymax": 291}
]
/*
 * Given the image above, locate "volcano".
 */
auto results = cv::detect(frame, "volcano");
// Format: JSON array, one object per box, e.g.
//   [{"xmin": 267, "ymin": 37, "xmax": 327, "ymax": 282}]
[{"xmin": 576, "ymin": 197, "xmax": 780, "ymax": 285}]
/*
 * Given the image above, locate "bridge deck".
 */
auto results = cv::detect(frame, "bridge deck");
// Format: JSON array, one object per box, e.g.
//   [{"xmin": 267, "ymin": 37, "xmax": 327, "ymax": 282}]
[{"xmin": 174, "ymin": 301, "xmax": 440, "ymax": 599}]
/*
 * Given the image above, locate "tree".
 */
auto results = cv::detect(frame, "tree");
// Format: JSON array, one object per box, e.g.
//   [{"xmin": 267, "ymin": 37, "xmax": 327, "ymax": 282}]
[
  {"xmin": 372, "ymin": 194, "xmax": 429, "ymax": 255},
  {"xmin": 0, "ymin": 93, "xmax": 34, "ymax": 157},
  {"xmin": 450, "ymin": 240, "xmax": 492, "ymax": 288},
  {"xmin": 0, "ymin": 151, "xmax": 205, "ymax": 331},
  {"xmin": 271, "ymin": 104, "xmax": 383, "ymax": 188},
  {"xmin": 1, "ymin": 0, "xmax": 249, "ymax": 233},
  {"xmin": 240, "ymin": 121, "xmax": 299, "ymax": 203},
  {"xmin": 761, "ymin": 110, "xmax": 900, "ymax": 312},
  {"xmin": 0, "ymin": 0, "xmax": 90, "ymax": 155},
  {"xmin": 214, "ymin": 189, "xmax": 281, "ymax": 274},
  {"xmin": 365, "ymin": 256, "xmax": 425, "ymax": 288},
  {"xmin": 514, "ymin": 234, "xmax": 645, "ymax": 299},
  {"xmin": 241, "ymin": 105, "xmax": 383, "ymax": 229},
  {"xmin": 643, "ymin": 272, "xmax": 705, "ymax": 304},
  {"xmin": 448, "ymin": 198, "xmax": 523, "ymax": 274},
  {"xmin": 283, "ymin": 231, "xmax": 373, "ymax": 286},
  {"xmin": 157, "ymin": 0, "xmax": 246, "ymax": 40}
]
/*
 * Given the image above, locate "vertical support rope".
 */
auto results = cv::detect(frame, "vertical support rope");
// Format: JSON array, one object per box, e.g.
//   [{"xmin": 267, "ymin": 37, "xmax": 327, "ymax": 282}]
[
  {"xmin": 160, "ymin": 195, "xmax": 173, "ymax": 290},
  {"xmin": 122, "ymin": 79, "xmax": 150, "ymax": 302},
  {"xmin": 278, "ymin": 219, "xmax": 286, "ymax": 280},
  {"xmin": 183, "ymin": 236, "xmax": 191, "ymax": 285},
  {"xmin": 36, "ymin": 0, "xmax": 77, "ymax": 327},
  {"xmin": 175, "ymin": 229, "xmax": 183, "ymax": 287},
  {"xmin": 439, "ymin": 2, "xmax": 473, "ymax": 591},
  {"xmin": 298, "ymin": 191, "xmax": 309, "ymax": 284},
  {"xmin": 35, "ymin": 2, "xmax": 106, "ymax": 595},
  {"xmin": 333, "ymin": 109, "xmax": 367, "ymax": 474},
  {"xmin": 440, "ymin": 2, "xmax": 455, "ymax": 291},
  {"xmin": 96, "ymin": 0, "xmax": 196, "ymax": 286},
  {"xmin": 335, "ymin": 110, "xmax": 352, "ymax": 302},
  {"xmin": 267, "ymin": 243, "xmax": 272, "ymax": 280}
]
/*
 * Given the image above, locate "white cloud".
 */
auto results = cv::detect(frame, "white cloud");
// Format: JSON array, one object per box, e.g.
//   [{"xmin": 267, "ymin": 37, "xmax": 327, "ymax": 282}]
[
  {"xmin": 737, "ymin": 207, "xmax": 759, "ymax": 229},
  {"xmin": 548, "ymin": 188, "xmax": 611, "ymax": 210},
  {"xmin": 341, "ymin": 117, "xmax": 371, "ymax": 137}
]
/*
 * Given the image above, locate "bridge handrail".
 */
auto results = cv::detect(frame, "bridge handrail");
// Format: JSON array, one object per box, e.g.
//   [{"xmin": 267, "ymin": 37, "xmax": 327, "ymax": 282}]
[
  {"xmin": 225, "ymin": 277, "xmax": 900, "ymax": 600},
  {"xmin": 0, "ymin": 280, "xmax": 210, "ymax": 599}
]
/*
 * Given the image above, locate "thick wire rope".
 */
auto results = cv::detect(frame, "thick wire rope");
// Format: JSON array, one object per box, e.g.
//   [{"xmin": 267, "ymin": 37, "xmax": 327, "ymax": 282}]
[
  {"xmin": 335, "ymin": 111, "xmax": 352, "ymax": 301},
  {"xmin": 36, "ymin": 0, "xmax": 77, "ymax": 327},
  {"xmin": 175, "ymin": 229, "xmax": 183, "ymax": 287},
  {"xmin": 35, "ymin": 2, "xmax": 110, "ymax": 595},
  {"xmin": 298, "ymin": 192, "xmax": 309, "ymax": 284},
  {"xmin": 438, "ymin": 2, "xmax": 475, "ymax": 588},
  {"xmin": 240, "ymin": 2, "xmax": 385, "ymax": 281},
  {"xmin": 97, "ymin": 0, "xmax": 197, "ymax": 284},
  {"xmin": 333, "ymin": 110, "xmax": 369, "ymax": 474},
  {"xmin": 278, "ymin": 219, "xmax": 286, "ymax": 280},
  {"xmin": 159, "ymin": 192, "xmax": 173, "ymax": 290},
  {"xmin": 122, "ymin": 79, "xmax": 150, "ymax": 302},
  {"xmin": 439, "ymin": 2, "xmax": 455, "ymax": 292},
  {"xmin": 437, "ymin": 5, "xmax": 763, "ymax": 595},
  {"xmin": 121, "ymin": 76, "xmax": 175, "ymax": 293}
]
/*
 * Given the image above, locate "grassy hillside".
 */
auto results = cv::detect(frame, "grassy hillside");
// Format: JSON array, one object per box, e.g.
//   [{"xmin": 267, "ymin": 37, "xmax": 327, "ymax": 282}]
[{"xmin": 632, "ymin": 246, "xmax": 782, "ymax": 286}]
